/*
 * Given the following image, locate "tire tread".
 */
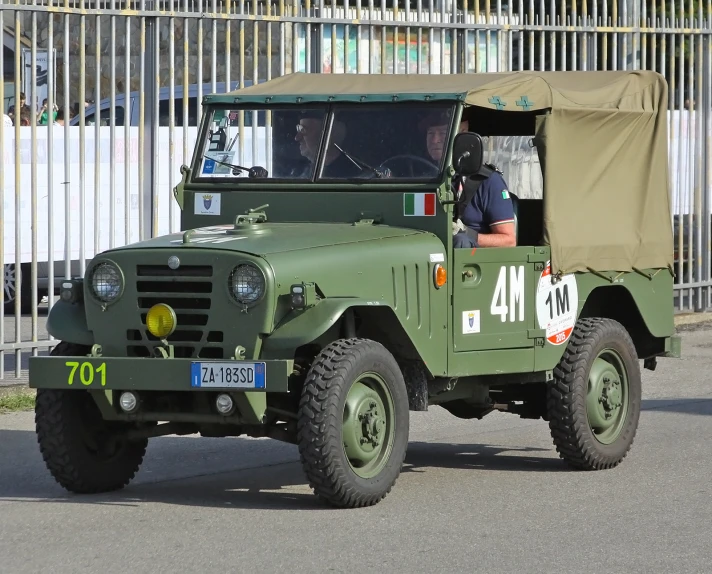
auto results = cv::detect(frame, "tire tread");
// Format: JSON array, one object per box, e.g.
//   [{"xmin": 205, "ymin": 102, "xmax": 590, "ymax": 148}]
[
  {"xmin": 546, "ymin": 317, "xmax": 641, "ymax": 471},
  {"xmin": 296, "ymin": 338, "xmax": 408, "ymax": 508},
  {"xmin": 35, "ymin": 342, "xmax": 147, "ymax": 494}
]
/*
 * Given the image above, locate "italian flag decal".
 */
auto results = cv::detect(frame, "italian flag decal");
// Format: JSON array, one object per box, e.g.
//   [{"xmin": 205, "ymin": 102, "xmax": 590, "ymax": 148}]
[{"xmin": 404, "ymin": 192, "xmax": 437, "ymax": 216}]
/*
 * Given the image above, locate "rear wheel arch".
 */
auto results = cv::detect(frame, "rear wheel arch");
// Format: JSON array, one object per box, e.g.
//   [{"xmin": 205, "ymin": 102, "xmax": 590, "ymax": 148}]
[{"xmin": 578, "ymin": 285, "xmax": 666, "ymax": 359}]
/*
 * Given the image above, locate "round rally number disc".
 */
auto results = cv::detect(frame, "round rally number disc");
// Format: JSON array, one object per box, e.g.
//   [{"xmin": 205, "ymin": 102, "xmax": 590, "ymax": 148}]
[{"xmin": 535, "ymin": 261, "xmax": 579, "ymax": 346}]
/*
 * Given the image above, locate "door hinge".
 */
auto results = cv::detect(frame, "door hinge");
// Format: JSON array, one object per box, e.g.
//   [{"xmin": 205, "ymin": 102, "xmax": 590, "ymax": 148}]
[
  {"xmin": 527, "ymin": 251, "xmax": 549, "ymax": 264},
  {"xmin": 527, "ymin": 329, "xmax": 546, "ymax": 346}
]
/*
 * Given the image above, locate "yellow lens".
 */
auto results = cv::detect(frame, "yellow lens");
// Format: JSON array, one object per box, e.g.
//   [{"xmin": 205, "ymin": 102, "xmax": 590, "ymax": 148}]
[{"xmin": 146, "ymin": 303, "xmax": 177, "ymax": 339}]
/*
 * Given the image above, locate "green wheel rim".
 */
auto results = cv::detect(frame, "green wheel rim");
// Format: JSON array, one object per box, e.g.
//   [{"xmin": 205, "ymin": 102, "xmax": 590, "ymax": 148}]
[
  {"xmin": 585, "ymin": 349, "xmax": 629, "ymax": 445},
  {"xmin": 342, "ymin": 372, "xmax": 396, "ymax": 479}
]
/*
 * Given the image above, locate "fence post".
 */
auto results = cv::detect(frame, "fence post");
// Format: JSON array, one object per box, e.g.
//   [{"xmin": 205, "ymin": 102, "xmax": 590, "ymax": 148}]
[
  {"xmin": 143, "ymin": 3, "xmax": 158, "ymax": 240},
  {"xmin": 701, "ymin": 37, "xmax": 711, "ymax": 311}
]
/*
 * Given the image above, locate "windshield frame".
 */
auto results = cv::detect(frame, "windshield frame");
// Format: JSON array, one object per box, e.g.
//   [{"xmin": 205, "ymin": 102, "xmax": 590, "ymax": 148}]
[{"xmin": 188, "ymin": 101, "xmax": 458, "ymax": 187}]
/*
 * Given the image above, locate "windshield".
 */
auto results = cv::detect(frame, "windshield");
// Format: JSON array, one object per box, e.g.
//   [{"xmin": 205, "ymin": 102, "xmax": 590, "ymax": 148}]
[{"xmin": 194, "ymin": 102, "xmax": 456, "ymax": 183}]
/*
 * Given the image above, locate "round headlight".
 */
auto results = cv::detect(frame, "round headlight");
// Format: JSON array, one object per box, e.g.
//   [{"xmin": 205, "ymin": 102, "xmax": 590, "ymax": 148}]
[
  {"xmin": 90, "ymin": 261, "xmax": 122, "ymax": 303},
  {"xmin": 229, "ymin": 263, "xmax": 265, "ymax": 305}
]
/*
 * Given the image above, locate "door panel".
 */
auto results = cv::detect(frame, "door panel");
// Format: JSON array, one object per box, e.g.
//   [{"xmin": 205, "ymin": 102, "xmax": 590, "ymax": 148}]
[{"xmin": 452, "ymin": 246, "xmax": 538, "ymax": 352}]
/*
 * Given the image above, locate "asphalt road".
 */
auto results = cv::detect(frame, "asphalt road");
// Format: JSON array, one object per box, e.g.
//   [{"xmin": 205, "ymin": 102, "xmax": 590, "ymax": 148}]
[{"xmin": 0, "ymin": 322, "xmax": 710, "ymax": 572}]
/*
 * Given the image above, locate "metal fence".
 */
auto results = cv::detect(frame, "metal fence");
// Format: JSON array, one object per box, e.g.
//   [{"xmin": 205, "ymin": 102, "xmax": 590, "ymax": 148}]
[{"xmin": 1, "ymin": 0, "xmax": 710, "ymax": 379}]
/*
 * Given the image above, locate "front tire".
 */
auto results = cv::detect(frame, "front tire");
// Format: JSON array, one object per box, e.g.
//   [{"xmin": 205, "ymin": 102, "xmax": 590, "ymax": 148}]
[
  {"xmin": 297, "ymin": 338, "xmax": 410, "ymax": 508},
  {"xmin": 35, "ymin": 342, "xmax": 148, "ymax": 494},
  {"xmin": 547, "ymin": 317, "xmax": 642, "ymax": 470}
]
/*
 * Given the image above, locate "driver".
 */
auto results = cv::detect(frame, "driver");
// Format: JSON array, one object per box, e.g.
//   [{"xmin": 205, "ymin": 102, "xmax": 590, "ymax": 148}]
[
  {"xmin": 293, "ymin": 111, "xmax": 364, "ymax": 178},
  {"xmin": 421, "ymin": 111, "xmax": 516, "ymax": 249}
]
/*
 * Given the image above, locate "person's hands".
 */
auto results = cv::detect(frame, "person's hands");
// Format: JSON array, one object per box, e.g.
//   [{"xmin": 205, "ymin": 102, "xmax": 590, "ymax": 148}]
[{"xmin": 452, "ymin": 219, "xmax": 467, "ymax": 236}]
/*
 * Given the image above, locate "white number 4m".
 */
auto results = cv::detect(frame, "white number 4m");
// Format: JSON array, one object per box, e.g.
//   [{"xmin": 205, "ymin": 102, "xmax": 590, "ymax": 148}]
[{"xmin": 490, "ymin": 265, "xmax": 524, "ymax": 322}]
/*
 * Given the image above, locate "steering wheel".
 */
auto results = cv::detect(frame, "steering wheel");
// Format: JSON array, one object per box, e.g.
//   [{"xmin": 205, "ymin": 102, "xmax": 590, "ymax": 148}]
[{"xmin": 378, "ymin": 154, "xmax": 439, "ymax": 178}]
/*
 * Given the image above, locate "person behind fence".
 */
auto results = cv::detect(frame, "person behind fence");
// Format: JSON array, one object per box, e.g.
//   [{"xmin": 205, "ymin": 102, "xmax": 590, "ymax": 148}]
[
  {"xmin": 291, "ymin": 110, "xmax": 364, "ymax": 179},
  {"xmin": 421, "ymin": 110, "xmax": 516, "ymax": 249}
]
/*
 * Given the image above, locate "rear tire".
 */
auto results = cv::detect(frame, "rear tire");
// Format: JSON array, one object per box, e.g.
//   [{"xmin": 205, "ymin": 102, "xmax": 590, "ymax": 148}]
[
  {"xmin": 35, "ymin": 342, "xmax": 148, "ymax": 494},
  {"xmin": 547, "ymin": 317, "xmax": 641, "ymax": 470},
  {"xmin": 297, "ymin": 338, "xmax": 410, "ymax": 508}
]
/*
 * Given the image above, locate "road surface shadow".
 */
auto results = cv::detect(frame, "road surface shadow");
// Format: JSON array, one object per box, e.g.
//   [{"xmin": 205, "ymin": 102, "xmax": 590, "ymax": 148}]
[
  {"xmin": 0, "ymin": 428, "xmax": 570, "ymax": 511},
  {"xmin": 402, "ymin": 441, "xmax": 561, "ymax": 475},
  {"xmin": 3, "ymin": 396, "xmax": 708, "ymax": 510},
  {"xmin": 642, "ymin": 398, "xmax": 712, "ymax": 416}
]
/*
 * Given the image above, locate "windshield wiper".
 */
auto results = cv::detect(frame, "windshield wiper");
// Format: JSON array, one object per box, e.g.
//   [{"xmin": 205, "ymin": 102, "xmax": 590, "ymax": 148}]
[
  {"xmin": 333, "ymin": 144, "xmax": 389, "ymax": 178},
  {"xmin": 202, "ymin": 154, "xmax": 268, "ymax": 178}
]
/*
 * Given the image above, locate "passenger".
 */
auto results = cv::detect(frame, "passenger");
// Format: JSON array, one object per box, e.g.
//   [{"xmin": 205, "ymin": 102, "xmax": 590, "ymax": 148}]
[
  {"xmin": 421, "ymin": 111, "xmax": 516, "ymax": 248},
  {"xmin": 292, "ymin": 111, "xmax": 364, "ymax": 179}
]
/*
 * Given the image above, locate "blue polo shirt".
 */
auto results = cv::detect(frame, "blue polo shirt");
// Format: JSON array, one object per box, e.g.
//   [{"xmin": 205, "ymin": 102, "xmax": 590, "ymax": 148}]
[{"xmin": 460, "ymin": 171, "xmax": 515, "ymax": 233}]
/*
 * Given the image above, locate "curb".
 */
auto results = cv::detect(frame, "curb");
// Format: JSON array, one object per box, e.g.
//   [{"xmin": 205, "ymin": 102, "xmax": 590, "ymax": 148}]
[{"xmin": 674, "ymin": 312, "xmax": 712, "ymax": 326}]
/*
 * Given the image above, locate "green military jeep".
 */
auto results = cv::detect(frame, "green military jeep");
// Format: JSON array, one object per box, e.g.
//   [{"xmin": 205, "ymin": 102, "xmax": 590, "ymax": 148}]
[{"xmin": 30, "ymin": 70, "xmax": 681, "ymax": 508}]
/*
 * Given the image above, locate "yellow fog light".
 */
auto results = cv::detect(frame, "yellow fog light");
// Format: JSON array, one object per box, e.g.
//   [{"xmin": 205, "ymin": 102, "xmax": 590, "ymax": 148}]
[{"xmin": 146, "ymin": 303, "xmax": 177, "ymax": 339}]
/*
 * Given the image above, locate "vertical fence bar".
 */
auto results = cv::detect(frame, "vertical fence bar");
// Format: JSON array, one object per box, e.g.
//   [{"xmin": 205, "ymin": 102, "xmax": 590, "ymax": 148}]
[
  {"xmin": 706, "ymin": 0, "xmax": 712, "ymax": 306},
  {"xmin": 168, "ymin": 0, "xmax": 175, "ymax": 234},
  {"xmin": 79, "ymin": 0, "xmax": 86, "ymax": 276},
  {"xmin": 110, "ymin": 1, "xmax": 116, "ymax": 248},
  {"xmin": 239, "ymin": 0, "xmax": 245, "ymax": 166},
  {"xmin": 696, "ymin": 7, "xmax": 706, "ymax": 308},
  {"xmin": 252, "ymin": 0, "xmax": 258, "ymax": 164},
  {"xmin": 47, "ymin": 4, "xmax": 55, "ymax": 325},
  {"xmin": 212, "ymin": 0, "xmax": 217, "ymax": 94},
  {"xmin": 183, "ymin": 0, "xmax": 189, "ymax": 173},
  {"xmin": 94, "ymin": 11, "xmax": 101, "ymax": 261},
  {"xmin": 14, "ymin": 10, "xmax": 22, "ymax": 376},
  {"xmin": 138, "ymin": 4, "xmax": 146, "ymax": 242},
  {"xmin": 0, "ymin": 4, "xmax": 4, "ymax": 376},
  {"xmin": 64, "ymin": 3, "xmax": 71, "ymax": 283},
  {"xmin": 125, "ymin": 14, "xmax": 131, "ymax": 253},
  {"xmin": 549, "ymin": 0, "xmax": 555, "ymax": 70},
  {"xmin": 198, "ymin": 0, "xmax": 204, "ymax": 125},
  {"xmin": 31, "ymin": 8, "xmax": 39, "ymax": 351},
  {"xmin": 151, "ymin": 5, "xmax": 160, "ymax": 239}
]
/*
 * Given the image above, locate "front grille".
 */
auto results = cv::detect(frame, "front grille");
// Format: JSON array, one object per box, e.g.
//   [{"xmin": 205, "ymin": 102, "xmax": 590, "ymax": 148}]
[{"xmin": 127, "ymin": 264, "xmax": 224, "ymax": 359}]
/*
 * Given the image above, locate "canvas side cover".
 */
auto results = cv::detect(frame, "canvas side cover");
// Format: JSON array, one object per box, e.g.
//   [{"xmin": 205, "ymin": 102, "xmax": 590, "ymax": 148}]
[{"xmin": 534, "ymin": 105, "xmax": 673, "ymax": 275}]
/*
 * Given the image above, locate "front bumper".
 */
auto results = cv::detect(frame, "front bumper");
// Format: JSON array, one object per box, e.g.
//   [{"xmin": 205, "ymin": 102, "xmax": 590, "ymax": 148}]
[
  {"xmin": 29, "ymin": 356, "xmax": 294, "ymax": 425},
  {"xmin": 28, "ymin": 356, "xmax": 293, "ymax": 392}
]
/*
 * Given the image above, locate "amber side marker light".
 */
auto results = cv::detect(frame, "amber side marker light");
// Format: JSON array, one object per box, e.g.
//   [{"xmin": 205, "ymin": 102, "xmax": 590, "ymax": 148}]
[{"xmin": 434, "ymin": 264, "xmax": 447, "ymax": 288}]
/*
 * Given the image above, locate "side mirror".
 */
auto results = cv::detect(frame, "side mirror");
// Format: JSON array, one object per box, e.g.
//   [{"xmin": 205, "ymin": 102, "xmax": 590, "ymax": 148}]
[{"xmin": 452, "ymin": 132, "xmax": 484, "ymax": 176}]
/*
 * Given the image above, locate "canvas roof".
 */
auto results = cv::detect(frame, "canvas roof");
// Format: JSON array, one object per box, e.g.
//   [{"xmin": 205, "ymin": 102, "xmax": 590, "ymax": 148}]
[
  {"xmin": 211, "ymin": 71, "xmax": 673, "ymax": 275},
  {"xmin": 218, "ymin": 70, "xmax": 666, "ymax": 112}
]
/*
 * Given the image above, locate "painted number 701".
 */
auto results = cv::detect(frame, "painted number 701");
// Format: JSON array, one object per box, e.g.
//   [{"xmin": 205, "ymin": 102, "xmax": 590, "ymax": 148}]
[{"xmin": 66, "ymin": 361, "xmax": 107, "ymax": 387}]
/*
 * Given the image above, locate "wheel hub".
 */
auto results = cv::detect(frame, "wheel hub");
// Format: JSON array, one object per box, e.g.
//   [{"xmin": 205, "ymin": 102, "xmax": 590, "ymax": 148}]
[
  {"xmin": 599, "ymin": 376, "xmax": 622, "ymax": 417},
  {"xmin": 586, "ymin": 353, "xmax": 629, "ymax": 444},
  {"xmin": 342, "ymin": 375, "xmax": 395, "ymax": 479},
  {"xmin": 359, "ymin": 401, "xmax": 385, "ymax": 447}
]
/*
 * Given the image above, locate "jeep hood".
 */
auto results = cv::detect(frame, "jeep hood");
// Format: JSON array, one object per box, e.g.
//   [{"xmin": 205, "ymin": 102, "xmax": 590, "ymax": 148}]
[{"xmin": 105, "ymin": 222, "xmax": 423, "ymax": 256}]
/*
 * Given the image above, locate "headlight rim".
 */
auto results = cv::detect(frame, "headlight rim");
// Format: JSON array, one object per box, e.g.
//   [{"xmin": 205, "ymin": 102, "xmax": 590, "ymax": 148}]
[
  {"xmin": 87, "ymin": 259, "xmax": 124, "ymax": 305},
  {"xmin": 227, "ymin": 261, "xmax": 267, "ymax": 308}
]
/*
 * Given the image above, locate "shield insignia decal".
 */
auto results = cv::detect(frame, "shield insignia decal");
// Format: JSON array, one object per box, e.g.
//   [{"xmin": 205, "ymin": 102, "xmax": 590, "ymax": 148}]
[{"xmin": 203, "ymin": 194, "xmax": 213, "ymax": 210}]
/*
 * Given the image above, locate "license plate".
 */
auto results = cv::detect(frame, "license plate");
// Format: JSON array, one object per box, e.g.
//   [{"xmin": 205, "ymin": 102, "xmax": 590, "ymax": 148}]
[{"xmin": 190, "ymin": 362, "xmax": 266, "ymax": 389}]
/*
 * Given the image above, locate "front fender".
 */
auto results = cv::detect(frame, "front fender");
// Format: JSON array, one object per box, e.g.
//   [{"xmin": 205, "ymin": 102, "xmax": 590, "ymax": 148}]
[
  {"xmin": 261, "ymin": 298, "xmax": 382, "ymax": 357},
  {"xmin": 46, "ymin": 300, "xmax": 95, "ymax": 347}
]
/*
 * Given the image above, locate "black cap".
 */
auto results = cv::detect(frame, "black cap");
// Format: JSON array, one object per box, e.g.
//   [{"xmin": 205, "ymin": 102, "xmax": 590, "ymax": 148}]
[
  {"xmin": 418, "ymin": 109, "xmax": 453, "ymax": 131},
  {"xmin": 299, "ymin": 108, "xmax": 326, "ymax": 120}
]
